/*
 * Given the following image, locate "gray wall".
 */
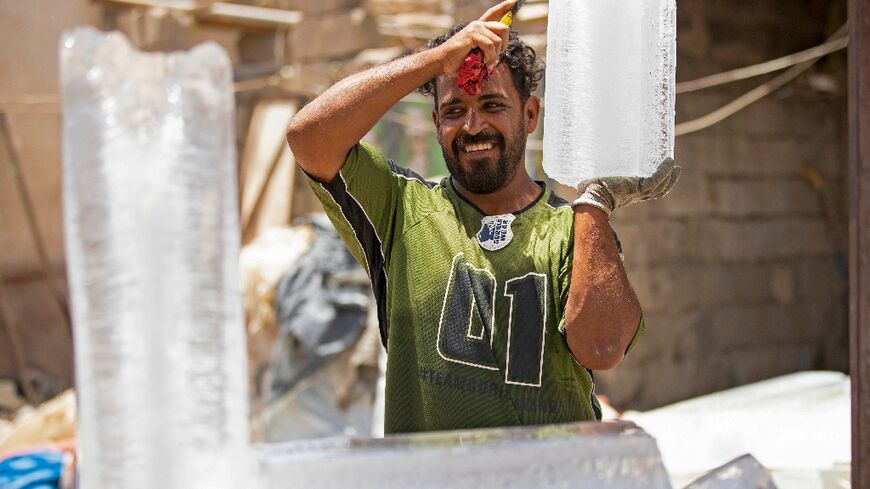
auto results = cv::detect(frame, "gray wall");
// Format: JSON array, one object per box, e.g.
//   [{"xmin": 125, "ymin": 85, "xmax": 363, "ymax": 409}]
[{"xmin": 597, "ymin": 0, "xmax": 850, "ymax": 409}]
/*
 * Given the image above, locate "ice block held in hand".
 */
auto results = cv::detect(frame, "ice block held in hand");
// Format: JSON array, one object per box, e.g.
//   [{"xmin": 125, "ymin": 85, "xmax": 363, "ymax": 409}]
[
  {"xmin": 542, "ymin": 0, "xmax": 676, "ymax": 185},
  {"xmin": 61, "ymin": 27, "xmax": 249, "ymax": 489}
]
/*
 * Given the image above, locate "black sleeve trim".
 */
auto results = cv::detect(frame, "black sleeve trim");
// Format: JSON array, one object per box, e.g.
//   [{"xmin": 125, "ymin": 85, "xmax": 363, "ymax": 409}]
[
  {"xmin": 587, "ymin": 369, "xmax": 603, "ymax": 421},
  {"xmin": 388, "ymin": 159, "xmax": 437, "ymax": 189},
  {"xmin": 320, "ymin": 174, "xmax": 390, "ymax": 349},
  {"xmin": 547, "ymin": 191, "xmax": 570, "ymax": 207}
]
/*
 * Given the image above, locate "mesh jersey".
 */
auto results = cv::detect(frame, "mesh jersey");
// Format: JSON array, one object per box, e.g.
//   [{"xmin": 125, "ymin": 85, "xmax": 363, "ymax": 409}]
[{"xmin": 307, "ymin": 142, "xmax": 643, "ymax": 434}]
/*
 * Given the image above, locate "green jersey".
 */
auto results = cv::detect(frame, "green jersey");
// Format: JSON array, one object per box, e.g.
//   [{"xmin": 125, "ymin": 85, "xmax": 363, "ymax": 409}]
[{"xmin": 307, "ymin": 142, "xmax": 642, "ymax": 434}]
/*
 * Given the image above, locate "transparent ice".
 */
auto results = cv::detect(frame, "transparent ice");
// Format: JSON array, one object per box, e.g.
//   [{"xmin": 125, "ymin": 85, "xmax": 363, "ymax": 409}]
[
  {"xmin": 61, "ymin": 27, "xmax": 250, "ymax": 489},
  {"xmin": 253, "ymin": 421, "xmax": 672, "ymax": 489},
  {"xmin": 542, "ymin": 0, "xmax": 676, "ymax": 185},
  {"xmin": 681, "ymin": 455, "xmax": 778, "ymax": 489}
]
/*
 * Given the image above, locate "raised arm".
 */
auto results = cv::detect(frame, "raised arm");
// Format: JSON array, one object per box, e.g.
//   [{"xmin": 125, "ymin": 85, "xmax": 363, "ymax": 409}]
[
  {"xmin": 286, "ymin": 0, "xmax": 515, "ymax": 183},
  {"xmin": 564, "ymin": 207, "xmax": 642, "ymax": 370},
  {"xmin": 564, "ymin": 159, "xmax": 681, "ymax": 369}
]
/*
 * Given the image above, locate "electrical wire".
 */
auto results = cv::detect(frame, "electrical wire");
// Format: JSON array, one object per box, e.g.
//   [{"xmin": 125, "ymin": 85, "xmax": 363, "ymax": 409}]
[
  {"xmin": 676, "ymin": 33, "xmax": 848, "ymax": 94},
  {"xmin": 675, "ymin": 23, "xmax": 848, "ymax": 136},
  {"xmin": 2, "ymin": 24, "xmax": 850, "ymax": 137}
]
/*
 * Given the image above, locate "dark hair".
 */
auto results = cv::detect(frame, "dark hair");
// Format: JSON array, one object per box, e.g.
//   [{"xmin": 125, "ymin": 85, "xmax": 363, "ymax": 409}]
[{"xmin": 418, "ymin": 22, "xmax": 545, "ymax": 102}]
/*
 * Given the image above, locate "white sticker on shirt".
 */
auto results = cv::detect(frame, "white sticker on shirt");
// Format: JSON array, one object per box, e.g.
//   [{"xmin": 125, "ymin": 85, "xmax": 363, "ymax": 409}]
[{"xmin": 477, "ymin": 213, "xmax": 516, "ymax": 252}]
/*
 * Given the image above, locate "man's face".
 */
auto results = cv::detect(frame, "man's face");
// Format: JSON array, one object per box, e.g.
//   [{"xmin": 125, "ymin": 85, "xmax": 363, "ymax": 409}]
[{"xmin": 432, "ymin": 64, "xmax": 539, "ymax": 195}]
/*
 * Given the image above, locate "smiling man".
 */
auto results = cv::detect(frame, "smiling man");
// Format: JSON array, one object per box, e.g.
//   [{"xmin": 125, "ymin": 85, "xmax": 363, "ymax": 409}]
[{"xmin": 286, "ymin": 0, "xmax": 680, "ymax": 434}]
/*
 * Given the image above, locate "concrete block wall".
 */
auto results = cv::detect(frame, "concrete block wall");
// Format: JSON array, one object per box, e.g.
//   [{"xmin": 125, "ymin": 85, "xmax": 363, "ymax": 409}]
[{"xmin": 596, "ymin": 0, "xmax": 849, "ymax": 409}]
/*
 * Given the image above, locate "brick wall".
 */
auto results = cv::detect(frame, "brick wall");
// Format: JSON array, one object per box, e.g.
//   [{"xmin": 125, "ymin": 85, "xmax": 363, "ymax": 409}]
[{"xmin": 596, "ymin": 0, "xmax": 849, "ymax": 409}]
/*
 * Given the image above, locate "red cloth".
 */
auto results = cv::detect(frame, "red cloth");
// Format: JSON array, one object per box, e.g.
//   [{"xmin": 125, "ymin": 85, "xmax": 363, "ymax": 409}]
[{"xmin": 458, "ymin": 50, "xmax": 492, "ymax": 96}]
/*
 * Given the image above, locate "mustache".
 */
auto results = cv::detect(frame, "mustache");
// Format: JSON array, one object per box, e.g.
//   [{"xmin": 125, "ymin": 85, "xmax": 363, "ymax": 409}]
[{"xmin": 452, "ymin": 131, "xmax": 505, "ymax": 154}]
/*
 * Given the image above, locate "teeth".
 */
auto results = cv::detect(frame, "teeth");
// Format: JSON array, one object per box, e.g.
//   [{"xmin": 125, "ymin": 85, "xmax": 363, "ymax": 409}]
[{"xmin": 464, "ymin": 143, "xmax": 493, "ymax": 152}]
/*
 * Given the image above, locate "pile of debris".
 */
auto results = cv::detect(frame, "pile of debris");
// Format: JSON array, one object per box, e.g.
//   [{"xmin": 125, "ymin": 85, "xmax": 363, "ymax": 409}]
[{"xmin": 0, "ymin": 382, "xmax": 76, "ymax": 488}]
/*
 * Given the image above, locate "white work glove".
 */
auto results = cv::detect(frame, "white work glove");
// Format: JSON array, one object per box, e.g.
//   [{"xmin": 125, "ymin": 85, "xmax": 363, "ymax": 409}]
[{"xmin": 572, "ymin": 158, "xmax": 682, "ymax": 216}]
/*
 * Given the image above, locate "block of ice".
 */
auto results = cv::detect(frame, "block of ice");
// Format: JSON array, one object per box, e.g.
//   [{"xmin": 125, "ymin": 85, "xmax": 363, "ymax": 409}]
[
  {"xmin": 542, "ymin": 0, "xmax": 676, "ymax": 185},
  {"xmin": 253, "ymin": 421, "xmax": 672, "ymax": 489},
  {"xmin": 681, "ymin": 455, "xmax": 778, "ymax": 489},
  {"xmin": 61, "ymin": 27, "xmax": 249, "ymax": 489}
]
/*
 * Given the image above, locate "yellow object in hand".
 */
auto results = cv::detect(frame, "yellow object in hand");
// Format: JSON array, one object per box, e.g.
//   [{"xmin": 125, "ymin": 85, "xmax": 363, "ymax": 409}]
[
  {"xmin": 499, "ymin": 11, "xmax": 515, "ymax": 25},
  {"xmin": 499, "ymin": 0, "xmax": 525, "ymax": 26}
]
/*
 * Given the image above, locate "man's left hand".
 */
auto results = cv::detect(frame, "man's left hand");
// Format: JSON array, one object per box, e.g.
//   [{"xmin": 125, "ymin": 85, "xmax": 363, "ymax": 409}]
[{"xmin": 572, "ymin": 158, "xmax": 681, "ymax": 216}]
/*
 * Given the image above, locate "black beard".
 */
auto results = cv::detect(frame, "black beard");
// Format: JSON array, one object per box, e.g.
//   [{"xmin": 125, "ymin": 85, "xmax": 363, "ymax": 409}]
[{"xmin": 442, "ymin": 126, "xmax": 526, "ymax": 195}]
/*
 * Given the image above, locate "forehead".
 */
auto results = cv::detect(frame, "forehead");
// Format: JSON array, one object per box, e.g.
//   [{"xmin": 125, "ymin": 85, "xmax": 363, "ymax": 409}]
[{"xmin": 434, "ymin": 63, "xmax": 518, "ymax": 106}]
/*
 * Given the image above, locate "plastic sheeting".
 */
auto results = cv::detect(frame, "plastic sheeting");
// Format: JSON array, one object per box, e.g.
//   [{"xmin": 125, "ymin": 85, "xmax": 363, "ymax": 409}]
[
  {"xmin": 624, "ymin": 371, "xmax": 850, "ymax": 489},
  {"xmin": 261, "ymin": 215, "xmax": 379, "ymax": 440},
  {"xmin": 271, "ymin": 214, "xmax": 370, "ymax": 396}
]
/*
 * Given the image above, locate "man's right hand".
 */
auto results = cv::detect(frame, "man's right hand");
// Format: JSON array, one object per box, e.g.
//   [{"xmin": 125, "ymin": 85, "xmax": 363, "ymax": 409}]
[{"xmin": 436, "ymin": 0, "xmax": 515, "ymax": 74}]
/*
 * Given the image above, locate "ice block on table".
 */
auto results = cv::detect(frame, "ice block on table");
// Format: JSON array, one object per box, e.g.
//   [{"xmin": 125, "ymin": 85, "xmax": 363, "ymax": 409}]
[
  {"xmin": 254, "ymin": 421, "xmax": 672, "ymax": 489},
  {"xmin": 61, "ymin": 27, "xmax": 249, "ymax": 489},
  {"xmin": 543, "ymin": 0, "xmax": 677, "ymax": 185},
  {"xmin": 681, "ymin": 455, "xmax": 778, "ymax": 489}
]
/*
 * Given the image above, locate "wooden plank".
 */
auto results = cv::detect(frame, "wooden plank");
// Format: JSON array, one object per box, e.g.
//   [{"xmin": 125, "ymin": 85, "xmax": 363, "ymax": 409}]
[
  {"xmin": 239, "ymin": 100, "xmax": 296, "ymax": 214},
  {"xmin": 0, "ymin": 281, "xmax": 38, "ymax": 404},
  {"xmin": 196, "ymin": 2, "xmax": 302, "ymax": 29},
  {"xmin": 239, "ymin": 100, "xmax": 297, "ymax": 243},
  {"xmin": 851, "ymin": 0, "xmax": 870, "ymax": 487},
  {"xmin": 282, "ymin": 0, "xmax": 362, "ymax": 14},
  {"xmin": 0, "ymin": 264, "xmax": 65, "ymax": 286},
  {"xmin": 249, "ymin": 145, "xmax": 295, "ymax": 239},
  {"xmin": 0, "ymin": 114, "xmax": 70, "ymax": 328},
  {"xmin": 241, "ymin": 144, "xmax": 295, "ymax": 243},
  {"xmin": 96, "ymin": 0, "xmax": 302, "ymax": 29},
  {"xmin": 97, "ymin": 0, "xmax": 198, "ymax": 11}
]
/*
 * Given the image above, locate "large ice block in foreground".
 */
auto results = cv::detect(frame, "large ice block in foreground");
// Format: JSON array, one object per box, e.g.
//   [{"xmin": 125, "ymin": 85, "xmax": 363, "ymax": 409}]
[
  {"xmin": 254, "ymin": 421, "xmax": 672, "ymax": 489},
  {"xmin": 61, "ymin": 27, "xmax": 249, "ymax": 489},
  {"xmin": 543, "ymin": 0, "xmax": 676, "ymax": 184}
]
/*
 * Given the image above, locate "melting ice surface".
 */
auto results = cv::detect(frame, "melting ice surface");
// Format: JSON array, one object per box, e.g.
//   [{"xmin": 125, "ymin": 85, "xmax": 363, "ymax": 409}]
[
  {"xmin": 543, "ymin": 0, "xmax": 677, "ymax": 184},
  {"xmin": 61, "ymin": 27, "xmax": 249, "ymax": 489},
  {"xmin": 253, "ymin": 421, "xmax": 673, "ymax": 489}
]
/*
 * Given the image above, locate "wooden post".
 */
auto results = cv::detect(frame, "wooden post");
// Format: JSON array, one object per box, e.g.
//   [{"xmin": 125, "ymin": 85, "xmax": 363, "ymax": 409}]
[
  {"xmin": 850, "ymin": 0, "xmax": 870, "ymax": 487},
  {"xmin": 0, "ymin": 113, "xmax": 71, "ymax": 328},
  {"xmin": 0, "ymin": 280, "xmax": 39, "ymax": 404}
]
